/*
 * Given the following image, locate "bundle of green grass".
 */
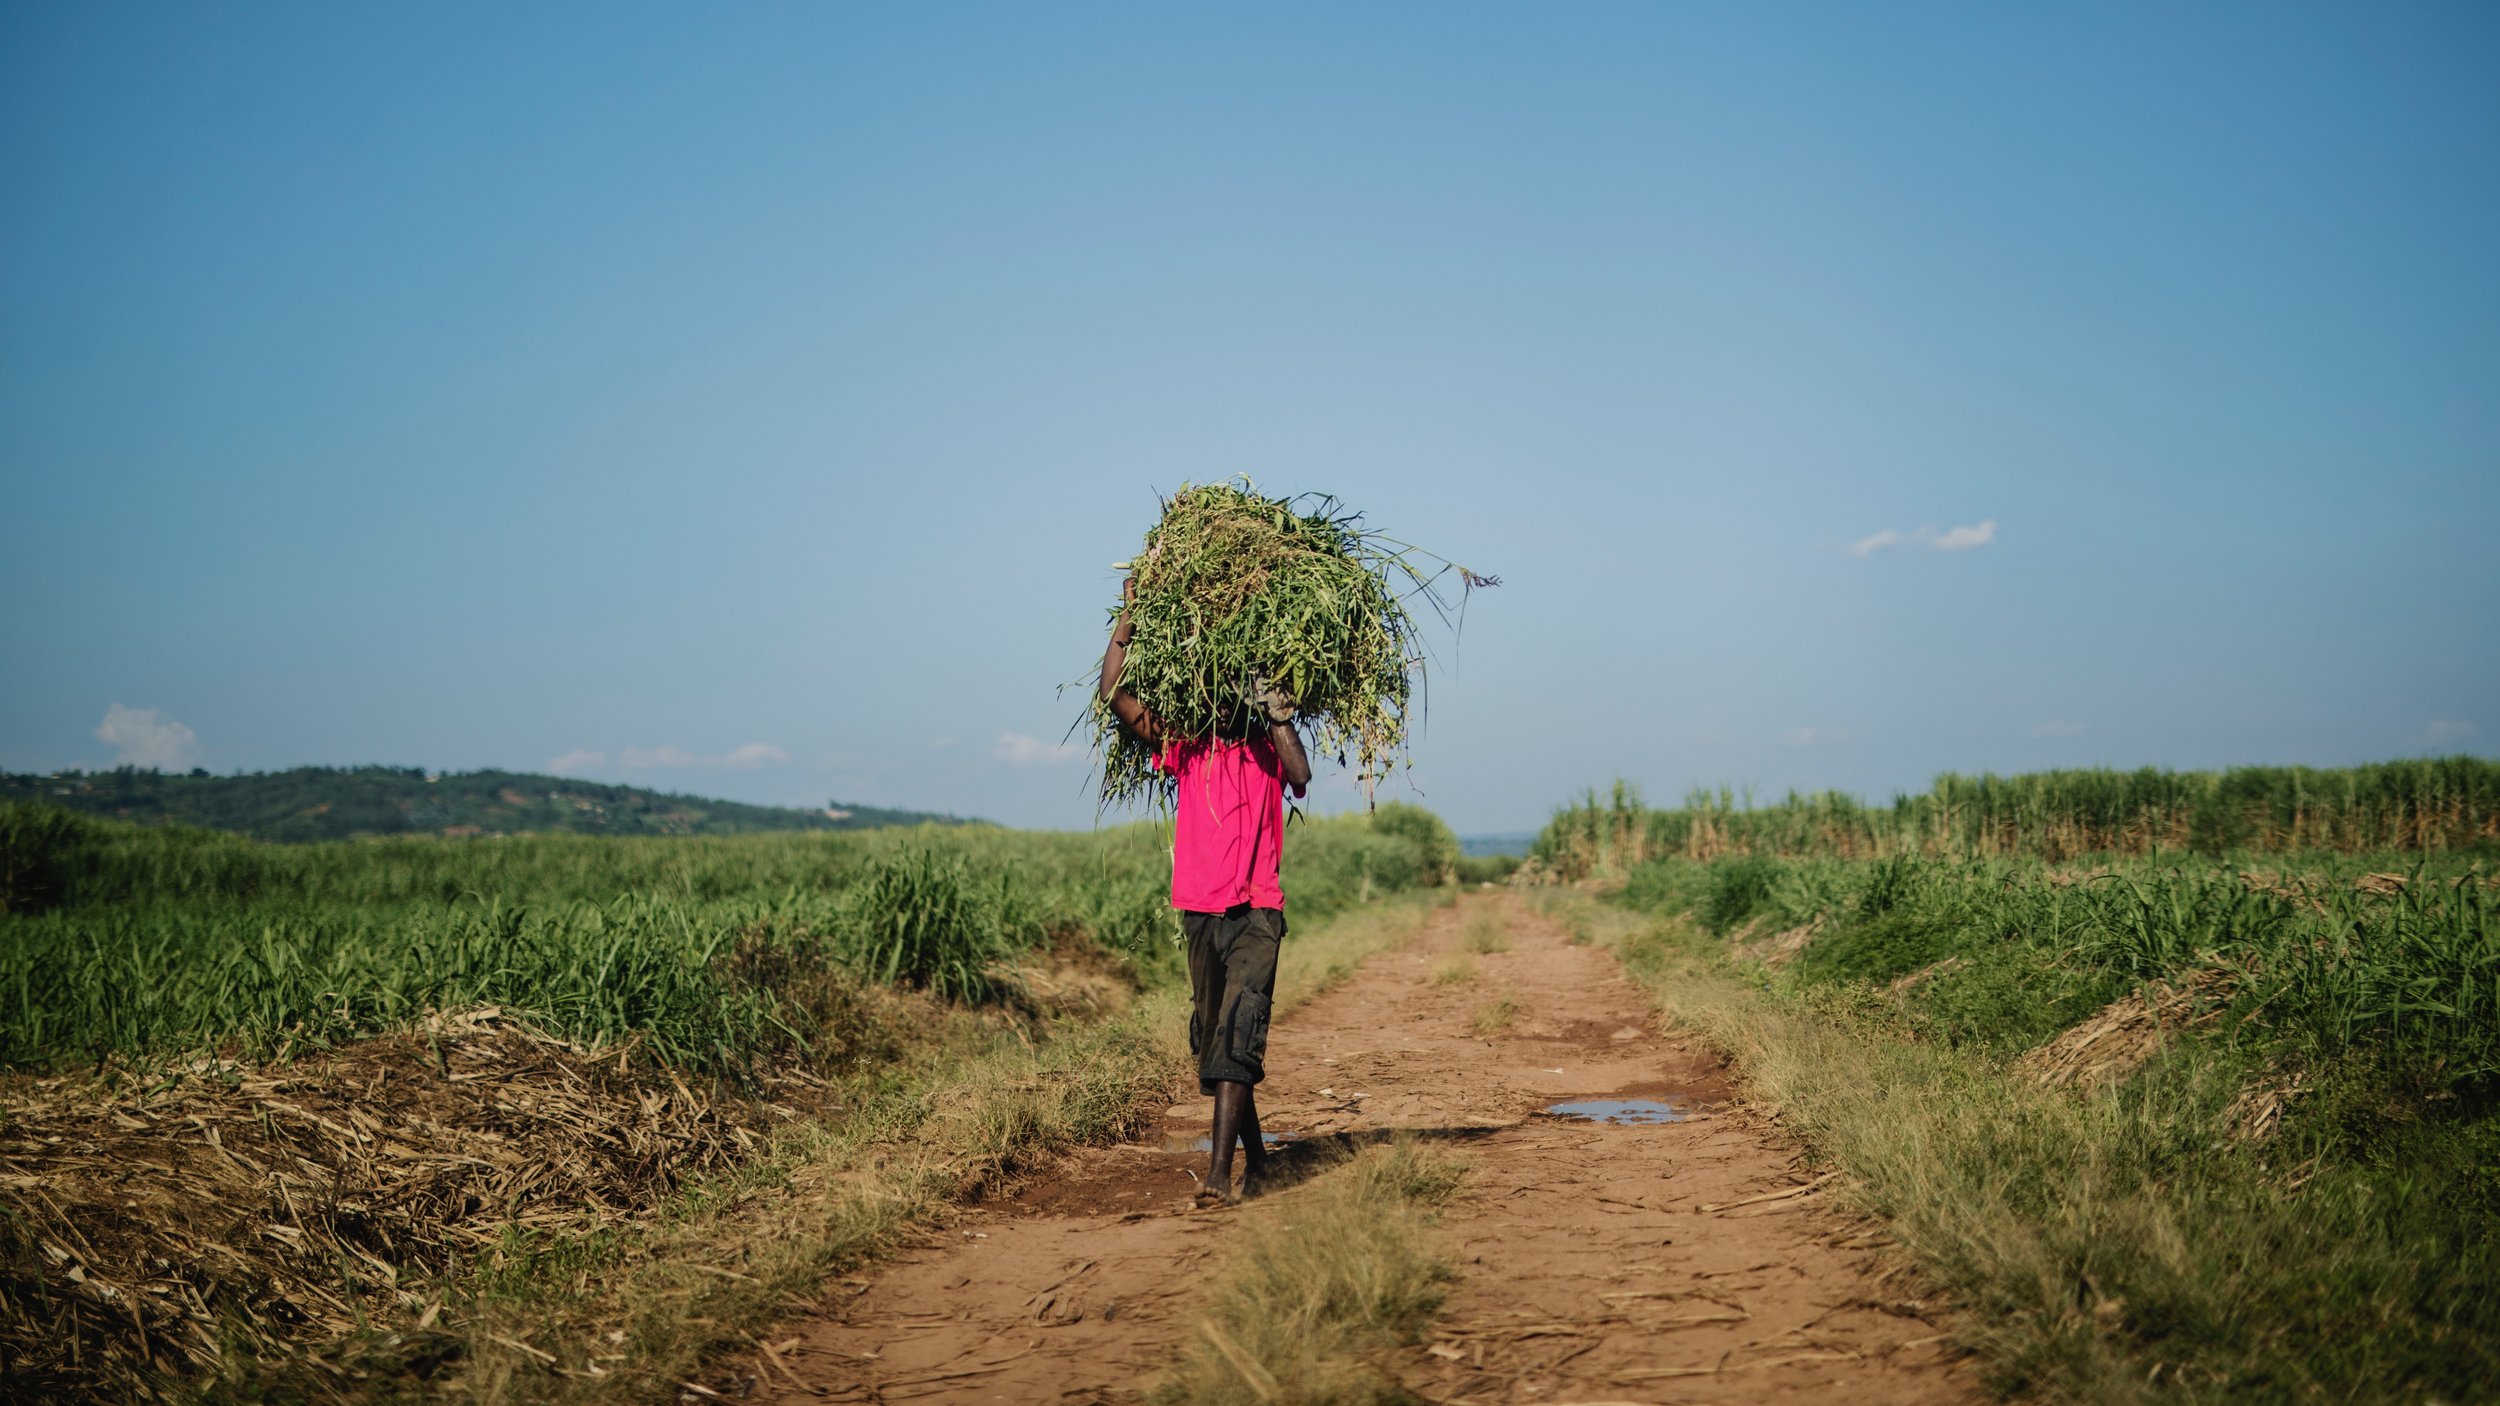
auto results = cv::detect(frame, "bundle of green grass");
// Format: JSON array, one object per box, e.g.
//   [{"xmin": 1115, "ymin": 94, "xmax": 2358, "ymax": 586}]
[{"xmin": 1087, "ymin": 480, "xmax": 1490, "ymax": 808}]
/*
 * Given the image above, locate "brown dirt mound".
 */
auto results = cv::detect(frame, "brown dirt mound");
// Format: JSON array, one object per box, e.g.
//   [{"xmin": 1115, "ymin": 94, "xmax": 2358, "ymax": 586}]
[{"xmin": 0, "ymin": 1006, "xmax": 844, "ymax": 1404}]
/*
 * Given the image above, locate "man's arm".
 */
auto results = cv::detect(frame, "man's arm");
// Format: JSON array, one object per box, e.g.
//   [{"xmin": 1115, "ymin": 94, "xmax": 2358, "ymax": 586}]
[
  {"xmin": 1098, "ymin": 578, "xmax": 1162, "ymax": 747},
  {"xmin": 1270, "ymin": 720, "xmax": 1312, "ymax": 798},
  {"xmin": 1254, "ymin": 681, "xmax": 1313, "ymax": 798}
]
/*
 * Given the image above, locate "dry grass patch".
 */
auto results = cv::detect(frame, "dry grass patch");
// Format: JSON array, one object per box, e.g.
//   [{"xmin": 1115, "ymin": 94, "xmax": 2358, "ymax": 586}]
[
  {"xmin": 1470, "ymin": 996, "xmax": 1518, "ymax": 1037},
  {"xmin": 1526, "ymin": 888, "xmax": 1649, "ymax": 948},
  {"xmin": 1460, "ymin": 911, "xmax": 1508, "ymax": 954},
  {"xmin": 1735, "ymin": 918, "xmax": 1821, "ymax": 968},
  {"xmin": 1430, "ymin": 957, "xmax": 1476, "ymax": 985},
  {"xmin": 441, "ymin": 993, "xmax": 1187, "ymax": 1406},
  {"xmin": 1159, "ymin": 1138, "xmax": 1465, "ymax": 1406},
  {"xmin": 1281, "ymin": 901, "xmax": 1432, "ymax": 1009},
  {"xmin": 0, "ymin": 1000, "xmax": 897, "ymax": 1405},
  {"xmin": 2015, "ymin": 967, "xmax": 2236, "ymax": 1090}
]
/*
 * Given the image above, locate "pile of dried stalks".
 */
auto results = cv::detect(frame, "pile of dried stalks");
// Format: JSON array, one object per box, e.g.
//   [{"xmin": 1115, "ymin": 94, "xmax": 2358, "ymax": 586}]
[
  {"xmin": 1887, "ymin": 956, "xmax": 1966, "ymax": 997},
  {"xmin": 2017, "ymin": 968, "xmax": 2239, "ymax": 1089},
  {"xmin": 2222, "ymin": 1066, "xmax": 2309, "ymax": 1145},
  {"xmin": 2237, "ymin": 868, "xmax": 2417, "ymax": 910},
  {"xmin": 1732, "ymin": 918, "xmax": 1822, "ymax": 968},
  {"xmin": 0, "ymin": 1007, "xmax": 832, "ymax": 1403}
]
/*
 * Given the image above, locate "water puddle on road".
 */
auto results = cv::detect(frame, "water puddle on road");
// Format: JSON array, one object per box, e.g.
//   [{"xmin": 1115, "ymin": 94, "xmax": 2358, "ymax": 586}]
[{"xmin": 1543, "ymin": 1098, "xmax": 1686, "ymax": 1126}]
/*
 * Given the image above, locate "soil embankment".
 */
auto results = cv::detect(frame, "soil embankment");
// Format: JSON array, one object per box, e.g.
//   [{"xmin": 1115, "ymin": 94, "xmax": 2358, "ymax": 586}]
[{"xmin": 729, "ymin": 893, "xmax": 1977, "ymax": 1403}]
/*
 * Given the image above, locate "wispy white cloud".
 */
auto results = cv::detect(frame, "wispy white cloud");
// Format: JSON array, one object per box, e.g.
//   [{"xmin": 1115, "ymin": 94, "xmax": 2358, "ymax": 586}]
[
  {"xmin": 994, "ymin": 732, "xmax": 1079, "ymax": 765},
  {"xmin": 1849, "ymin": 519, "xmax": 1999, "ymax": 557},
  {"xmin": 2031, "ymin": 719, "xmax": 2088, "ymax": 738},
  {"xmin": 547, "ymin": 749, "xmax": 605, "ymax": 774},
  {"xmin": 2419, "ymin": 719, "xmax": 2476, "ymax": 747},
  {"xmin": 95, "ymin": 704, "xmax": 199, "ymax": 769},
  {"xmin": 611, "ymin": 742, "xmax": 793, "ymax": 769},
  {"xmin": 1929, "ymin": 519, "xmax": 1998, "ymax": 551}
]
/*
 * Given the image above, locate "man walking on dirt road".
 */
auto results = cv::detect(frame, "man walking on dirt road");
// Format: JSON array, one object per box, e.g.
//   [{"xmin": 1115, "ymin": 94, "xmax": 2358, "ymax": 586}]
[{"xmin": 1099, "ymin": 577, "xmax": 1311, "ymax": 1208}]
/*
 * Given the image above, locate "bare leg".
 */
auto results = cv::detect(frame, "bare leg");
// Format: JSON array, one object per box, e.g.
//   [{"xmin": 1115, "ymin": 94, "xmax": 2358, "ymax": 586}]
[
  {"xmin": 1239, "ymin": 1086, "xmax": 1268, "ymax": 1197},
  {"xmin": 1208, "ymin": 1081, "xmax": 1251, "ymax": 1203}
]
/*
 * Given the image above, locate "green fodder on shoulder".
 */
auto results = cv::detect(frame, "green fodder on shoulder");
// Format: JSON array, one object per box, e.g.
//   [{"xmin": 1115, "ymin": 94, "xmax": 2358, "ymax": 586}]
[
  {"xmin": 1087, "ymin": 480, "xmax": 1487, "ymax": 808},
  {"xmin": 1160, "ymin": 1138, "xmax": 1465, "ymax": 1406}
]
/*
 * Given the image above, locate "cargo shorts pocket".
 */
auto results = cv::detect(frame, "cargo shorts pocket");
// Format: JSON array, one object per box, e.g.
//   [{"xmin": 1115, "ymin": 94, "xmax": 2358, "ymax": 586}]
[{"xmin": 1226, "ymin": 990, "xmax": 1272, "ymax": 1069}]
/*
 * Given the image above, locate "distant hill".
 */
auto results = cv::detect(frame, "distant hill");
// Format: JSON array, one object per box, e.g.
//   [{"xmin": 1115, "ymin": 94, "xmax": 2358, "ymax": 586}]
[{"xmin": 1, "ymin": 766, "xmax": 969, "ymax": 843}]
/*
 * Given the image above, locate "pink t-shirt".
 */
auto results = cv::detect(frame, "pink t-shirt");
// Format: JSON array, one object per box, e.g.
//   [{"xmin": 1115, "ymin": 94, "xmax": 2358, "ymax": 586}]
[{"xmin": 1153, "ymin": 736, "xmax": 1286, "ymax": 913}]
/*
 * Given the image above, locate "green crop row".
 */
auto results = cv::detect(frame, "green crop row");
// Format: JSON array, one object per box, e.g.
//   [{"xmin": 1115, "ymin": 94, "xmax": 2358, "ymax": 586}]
[
  {"xmin": 0, "ymin": 798, "xmax": 1464, "ymax": 1073},
  {"xmin": 1536, "ymin": 757, "xmax": 2500, "ymax": 875},
  {"xmin": 1630, "ymin": 850, "xmax": 2500, "ymax": 1081}
]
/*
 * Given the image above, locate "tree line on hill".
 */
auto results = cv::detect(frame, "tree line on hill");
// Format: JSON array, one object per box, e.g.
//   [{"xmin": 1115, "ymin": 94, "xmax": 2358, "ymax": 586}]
[{"xmin": 0, "ymin": 766, "xmax": 968, "ymax": 843}]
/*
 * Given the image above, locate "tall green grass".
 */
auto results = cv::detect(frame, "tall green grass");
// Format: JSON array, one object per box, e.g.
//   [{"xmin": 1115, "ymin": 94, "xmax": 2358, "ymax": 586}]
[
  {"xmin": 1602, "ymin": 847, "xmax": 2500, "ymax": 1400},
  {"xmin": 1536, "ymin": 757, "xmax": 2500, "ymax": 877},
  {"xmin": 0, "ymin": 801, "xmax": 1449, "ymax": 1073},
  {"xmin": 1647, "ymin": 850, "xmax": 2500, "ymax": 1085}
]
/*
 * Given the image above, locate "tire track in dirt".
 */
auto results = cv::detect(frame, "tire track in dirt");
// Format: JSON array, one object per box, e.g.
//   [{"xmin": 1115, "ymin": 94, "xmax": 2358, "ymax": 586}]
[{"xmin": 725, "ymin": 893, "xmax": 1976, "ymax": 1404}]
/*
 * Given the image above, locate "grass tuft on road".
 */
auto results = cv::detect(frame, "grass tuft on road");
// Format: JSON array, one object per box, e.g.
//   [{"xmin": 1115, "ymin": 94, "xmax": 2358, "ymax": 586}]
[
  {"xmin": 1159, "ymin": 1138, "xmax": 1466, "ymax": 1406},
  {"xmin": 1470, "ymin": 995, "xmax": 1518, "ymax": 1037}
]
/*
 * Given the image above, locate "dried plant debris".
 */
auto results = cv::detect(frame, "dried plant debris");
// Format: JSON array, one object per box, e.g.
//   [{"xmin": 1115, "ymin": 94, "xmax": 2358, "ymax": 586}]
[
  {"xmin": 0, "ymin": 1006, "xmax": 830, "ymax": 1403},
  {"xmin": 1887, "ymin": 956, "xmax": 1966, "ymax": 997},
  {"xmin": 2223, "ymin": 1065, "xmax": 2309, "ymax": 1145},
  {"xmin": 2018, "ymin": 968, "xmax": 2239, "ymax": 1090},
  {"xmin": 1729, "ymin": 918, "xmax": 1821, "ymax": 968},
  {"xmin": 2237, "ymin": 868, "xmax": 2423, "ymax": 909}
]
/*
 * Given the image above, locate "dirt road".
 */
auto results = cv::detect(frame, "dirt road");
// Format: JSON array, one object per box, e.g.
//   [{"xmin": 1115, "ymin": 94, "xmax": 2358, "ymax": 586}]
[{"xmin": 728, "ymin": 893, "xmax": 1976, "ymax": 1404}]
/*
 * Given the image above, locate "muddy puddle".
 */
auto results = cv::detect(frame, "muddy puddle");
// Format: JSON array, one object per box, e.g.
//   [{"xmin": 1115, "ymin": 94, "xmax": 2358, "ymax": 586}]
[{"xmin": 1542, "ymin": 1097, "xmax": 1687, "ymax": 1125}]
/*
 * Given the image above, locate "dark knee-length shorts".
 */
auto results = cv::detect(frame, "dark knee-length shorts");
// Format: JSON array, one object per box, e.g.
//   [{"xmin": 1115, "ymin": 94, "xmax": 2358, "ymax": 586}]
[{"xmin": 1184, "ymin": 905, "xmax": 1285, "ymax": 1095}]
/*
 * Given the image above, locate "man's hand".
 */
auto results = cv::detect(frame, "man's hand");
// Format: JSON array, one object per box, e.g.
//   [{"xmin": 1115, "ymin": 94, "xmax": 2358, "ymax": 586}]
[
  {"xmin": 1253, "ymin": 679, "xmax": 1297, "ymax": 725},
  {"xmin": 1250, "ymin": 675, "xmax": 1312, "ymax": 790},
  {"xmin": 1112, "ymin": 577, "xmax": 1138, "ymax": 648}
]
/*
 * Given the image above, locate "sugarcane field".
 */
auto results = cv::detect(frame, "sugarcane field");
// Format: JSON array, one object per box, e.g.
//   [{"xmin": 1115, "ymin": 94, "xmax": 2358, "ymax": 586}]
[{"xmin": 6, "ymin": 8, "xmax": 2497, "ymax": 1406}]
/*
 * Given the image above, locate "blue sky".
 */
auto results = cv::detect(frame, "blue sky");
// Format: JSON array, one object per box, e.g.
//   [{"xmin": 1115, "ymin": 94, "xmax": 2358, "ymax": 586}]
[{"xmin": 4, "ymin": 4, "xmax": 2493, "ymax": 833}]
